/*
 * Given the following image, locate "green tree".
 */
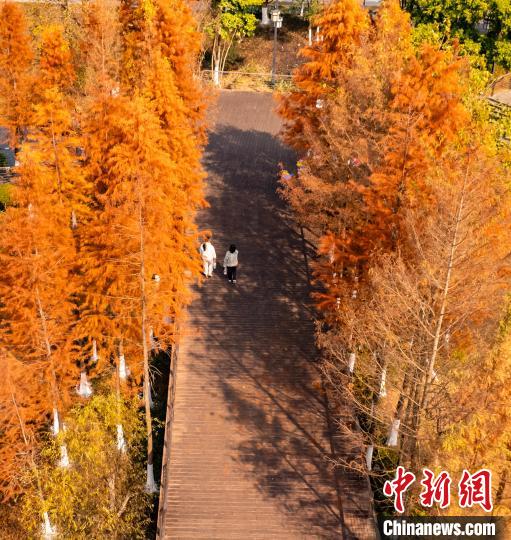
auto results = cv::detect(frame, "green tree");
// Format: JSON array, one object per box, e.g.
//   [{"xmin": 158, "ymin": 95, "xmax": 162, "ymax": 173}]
[
  {"xmin": 21, "ymin": 394, "xmax": 150, "ymax": 539},
  {"xmin": 403, "ymin": 0, "xmax": 511, "ymax": 70},
  {"xmin": 207, "ymin": 0, "xmax": 262, "ymax": 85}
]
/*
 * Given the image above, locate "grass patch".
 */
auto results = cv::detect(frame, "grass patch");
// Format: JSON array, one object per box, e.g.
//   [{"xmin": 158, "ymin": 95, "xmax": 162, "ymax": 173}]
[{"xmin": 0, "ymin": 183, "xmax": 12, "ymax": 210}]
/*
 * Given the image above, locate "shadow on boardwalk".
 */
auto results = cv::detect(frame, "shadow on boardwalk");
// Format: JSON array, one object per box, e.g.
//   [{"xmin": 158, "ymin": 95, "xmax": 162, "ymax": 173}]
[{"xmin": 162, "ymin": 92, "xmax": 375, "ymax": 539}]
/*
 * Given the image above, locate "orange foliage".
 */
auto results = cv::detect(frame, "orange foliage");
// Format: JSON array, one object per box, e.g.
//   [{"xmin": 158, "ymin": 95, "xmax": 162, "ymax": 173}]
[
  {"xmin": 78, "ymin": 0, "xmax": 205, "ymax": 375},
  {"xmin": 279, "ymin": 0, "xmax": 368, "ymax": 150},
  {"xmin": 37, "ymin": 25, "xmax": 76, "ymax": 92},
  {"xmin": 119, "ymin": 0, "xmax": 148, "ymax": 90},
  {"xmin": 279, "ymin": 1, "xmax": 413, "ymax": 235},
  {"xmin": 0, "ymin": 27, "xmax": 85, "ymax": 500},
  {"xmin": 361, "ymin": 46, "xmax": 470, "ymax": 256},
  {"xmin": 77, "ymin": 93, "xmax": 201, "ymax": 370},
  {"xmin": 33, "ymin": 26, "xmax": 89, "ymax": 222},
  {"xmin": 0, "ymin": 156, "xmax": 79, "ymax": 499},
  {"xmin": 0, "ymin": 2, "xmax": 34, "ymax": 148},
  {"xmin": 316, "ymin": 45, "xmax": 471, "ymax": 314},
  {"xmin": 0, "ymin": 0, "xmax": 207, "ymax": 500},
  {"xmin": 76, "ymin": 92, "xmax": 203, "ymax": 483},
  {"xmin": 81, "ymin": 0, "xmax": 120, "ymax": 97},
  {"xmin": 153, "ymin": 0, "xmax": 208, "ymax": 143}
]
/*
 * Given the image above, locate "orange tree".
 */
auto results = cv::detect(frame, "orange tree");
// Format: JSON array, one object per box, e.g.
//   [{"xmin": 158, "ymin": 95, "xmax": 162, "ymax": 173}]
[
  {"xmin": 279, "ymin": 0, "xmax": 511, "ymax": 513},
  {"xmin": 278, "ymin": 0, "xmax": 369, "ymax": 151},
  {"xmin": 0, "ymin": 2, "xmax": 34, "ymax": 149},
  {"xmin": 0, "ymin": 25, "xmax": 85, "ymax": 502},
  {"xmin": 77, "ymin": 0, "xmax": 206, "ymax": 493}
]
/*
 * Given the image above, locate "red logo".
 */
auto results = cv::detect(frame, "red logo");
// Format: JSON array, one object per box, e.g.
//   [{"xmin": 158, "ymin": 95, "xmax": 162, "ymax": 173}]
[
  {"xmin": 458, "ymin": 469, "xmax": 493, "ymax": 512},
  {"xmin": 383, "ymin": 466, "xmax": 416, "ymax": 513},
  {"xmin": 383, "ymin": 468, "xmax": 492, "ymax": 513},
  {"xmin": 420, "ymin": 469, "xmax": 452, "ymax": 509}
]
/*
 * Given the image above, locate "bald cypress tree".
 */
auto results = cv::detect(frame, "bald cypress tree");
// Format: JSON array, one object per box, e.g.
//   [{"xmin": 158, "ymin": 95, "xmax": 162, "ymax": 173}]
[
  {"xmin": 79, "ymin": 0, "xmax": 206, "ymax": 491},
  {"xmin": 0, "ymin": 27, "xmax": 84, "ymax": 495},
  {"xmin": 0, "ymin": 2, "xmax": 34, "ymax": 149},
  {"xmin": 279, "ymin": 0, "xmax": 369, "ymax": 150}
]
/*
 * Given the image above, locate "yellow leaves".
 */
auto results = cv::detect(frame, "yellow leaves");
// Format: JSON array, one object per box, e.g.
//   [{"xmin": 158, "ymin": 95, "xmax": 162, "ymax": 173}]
[
  {"xmin": 20, "ymin": 394, "xmax": 150, "ymax": 537},
  {"xmin": 141, "ymin": 0, "xmax": 157, "ymax": 21}
]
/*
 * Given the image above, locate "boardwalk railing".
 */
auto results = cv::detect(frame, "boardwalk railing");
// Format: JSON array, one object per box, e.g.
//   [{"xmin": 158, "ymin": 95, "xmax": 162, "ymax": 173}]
[
  {"xmin": 0, "ymin": 167, "xmax": 12, "ymax": 183},
  {"xmin": 156, "ymin": 342, "xmax": 180, "ymax": 539}
]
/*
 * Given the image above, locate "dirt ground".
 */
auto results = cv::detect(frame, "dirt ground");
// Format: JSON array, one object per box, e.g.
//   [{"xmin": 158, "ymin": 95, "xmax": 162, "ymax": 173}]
[{"xmin": 228, "ymin": 15, "xmax": 309, "ymax": 76}]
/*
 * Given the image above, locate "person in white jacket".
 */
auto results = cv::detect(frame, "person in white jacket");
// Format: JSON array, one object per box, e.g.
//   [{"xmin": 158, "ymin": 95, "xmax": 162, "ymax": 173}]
[
  {"xmin": 223, "ymin": 244, "xmax": 239, "ymax": 284},
  {"xmin": 199, "ymin": 236, "xmax": 216, "ymax": 278}
]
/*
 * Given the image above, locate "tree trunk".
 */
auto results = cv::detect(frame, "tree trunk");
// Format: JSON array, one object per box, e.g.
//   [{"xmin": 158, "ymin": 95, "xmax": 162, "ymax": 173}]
[
  {"xmin": 418, "ymin": 160, "xmax": 469, "ymax": 421},
  {"xmin": 35, "ymin": 287, "xmax": 61, "ymax": 433},
  {"xmin": 404, "ymin": 158, "xmax": 470, "ymax": 468},
  {"xmin": 496, "ymin": 469, "xmax": 507, "ymax": 506},
  {"xmin": 49, "ymin": 112, "xmax": 64, "ymax": 205},
  {"xmin": 387, "ymin": 366, "xmax": 412, "ymax": 446},
  {"xmin": 137, "ymin": 187, "xmax": 157, "ymax": 493},
  {"xmin": 8, "ymin": 368, "xmax": 52, "ymax": 535}
]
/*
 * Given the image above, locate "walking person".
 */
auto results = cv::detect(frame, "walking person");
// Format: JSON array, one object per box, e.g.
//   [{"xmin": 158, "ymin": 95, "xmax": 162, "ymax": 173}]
[
  {"xmin": 223, "ymin": 244, "xmax": 239, "ymax": 284},
  {"xmin": 200, "ymin": 236, "xmax": 216, "ymax": 278}
]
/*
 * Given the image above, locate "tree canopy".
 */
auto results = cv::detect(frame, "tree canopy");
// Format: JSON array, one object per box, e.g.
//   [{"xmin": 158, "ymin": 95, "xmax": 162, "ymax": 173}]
[{"xmin": 403, "ymin": 0, "xmax": 511, "ymax": 70}]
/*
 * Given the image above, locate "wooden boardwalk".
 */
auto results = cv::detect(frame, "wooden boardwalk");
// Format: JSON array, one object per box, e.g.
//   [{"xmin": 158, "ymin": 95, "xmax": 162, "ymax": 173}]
[{"xmin": 158, "ymin": 91, "xmax": 376, "ymax": 539}]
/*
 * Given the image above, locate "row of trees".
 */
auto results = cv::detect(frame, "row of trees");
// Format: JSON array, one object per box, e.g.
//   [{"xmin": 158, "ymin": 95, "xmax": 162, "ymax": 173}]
[
  {"xmin": 0, "ymin": 0, "xmax": 206, "ymax": 534},
  {"xmin": 279, "ymin": 0, "xmax": 511, "ymax": 514}
]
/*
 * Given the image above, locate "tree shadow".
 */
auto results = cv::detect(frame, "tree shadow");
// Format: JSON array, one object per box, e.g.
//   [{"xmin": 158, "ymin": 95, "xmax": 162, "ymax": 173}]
[{"xmin": 175, "ymin": 93, "xmax": 374, "ymax": 539}]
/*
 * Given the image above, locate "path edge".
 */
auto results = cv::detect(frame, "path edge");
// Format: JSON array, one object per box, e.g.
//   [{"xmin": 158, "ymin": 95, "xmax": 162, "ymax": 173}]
[{"xmin": 156, "ymin": 340, "xmax": 180, "ymax": 539}]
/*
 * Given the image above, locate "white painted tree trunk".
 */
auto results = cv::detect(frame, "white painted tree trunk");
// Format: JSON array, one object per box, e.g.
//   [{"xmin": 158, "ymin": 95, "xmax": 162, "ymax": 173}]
[
  {"xmin": 261, "ymin": 6, "xmax": 270, "ymax": 25},
  {"xmin": 315, "ymin": 26, "xmax": 320, "ymax": 42},
  {"xmin": 71, "ymin": 209, "xmax": 78, "ymax": 230},
  {"xmin": 387, "ymin": 418, "xmax": 400, "ymax": 447},
  {"xmin": 77, "ymin": 371, "xmax": 93, "ymax": 398},
  {"xmin": 148, "ymin": 385, "xmax": 154, "ymax": 409},
  {"xmin": 119, "ymin": 354, "xmax": 128, "ymax": 380},
  {"xmin": 213, "ymin": 63, "xmax": 220, "ymax": 86},
  {"xmin": 300, "ymin": 1, "xmax": 305, "ymax": 17},
  {"xmin": 348, "ymin": 352, "xmax": 356, "ymax": 374},
  {"xmin": 52, "ymin": 408, "xmax": 60, "ymax": 436},
  {"xmin": 365, "ymin": 445, "xmax": 374, "ymax": 471},
  {"xmin": 91, "ymin": 339, "xmax": 99, "ymax": 364},
  {"xmin": 145, "ymin": 463, "xmax": 158, "ymax": 493},
  {"xmin": 58, "ymin": 444, "xmax": 70, "ymax": 468},
  {"xmin": 117, "ymin": 424, "xmax": 126, "ymax": 453},
  {"xmin": 308, "ymin": 27, "xmax": 312, "ymax": 45},
  {"xmin": 379, "ymin": 366, "xmax": 387, "ymax": 398},
  {"xmin": 42, "ymin": 512, "xmax": 56, "ymax": 538}
]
